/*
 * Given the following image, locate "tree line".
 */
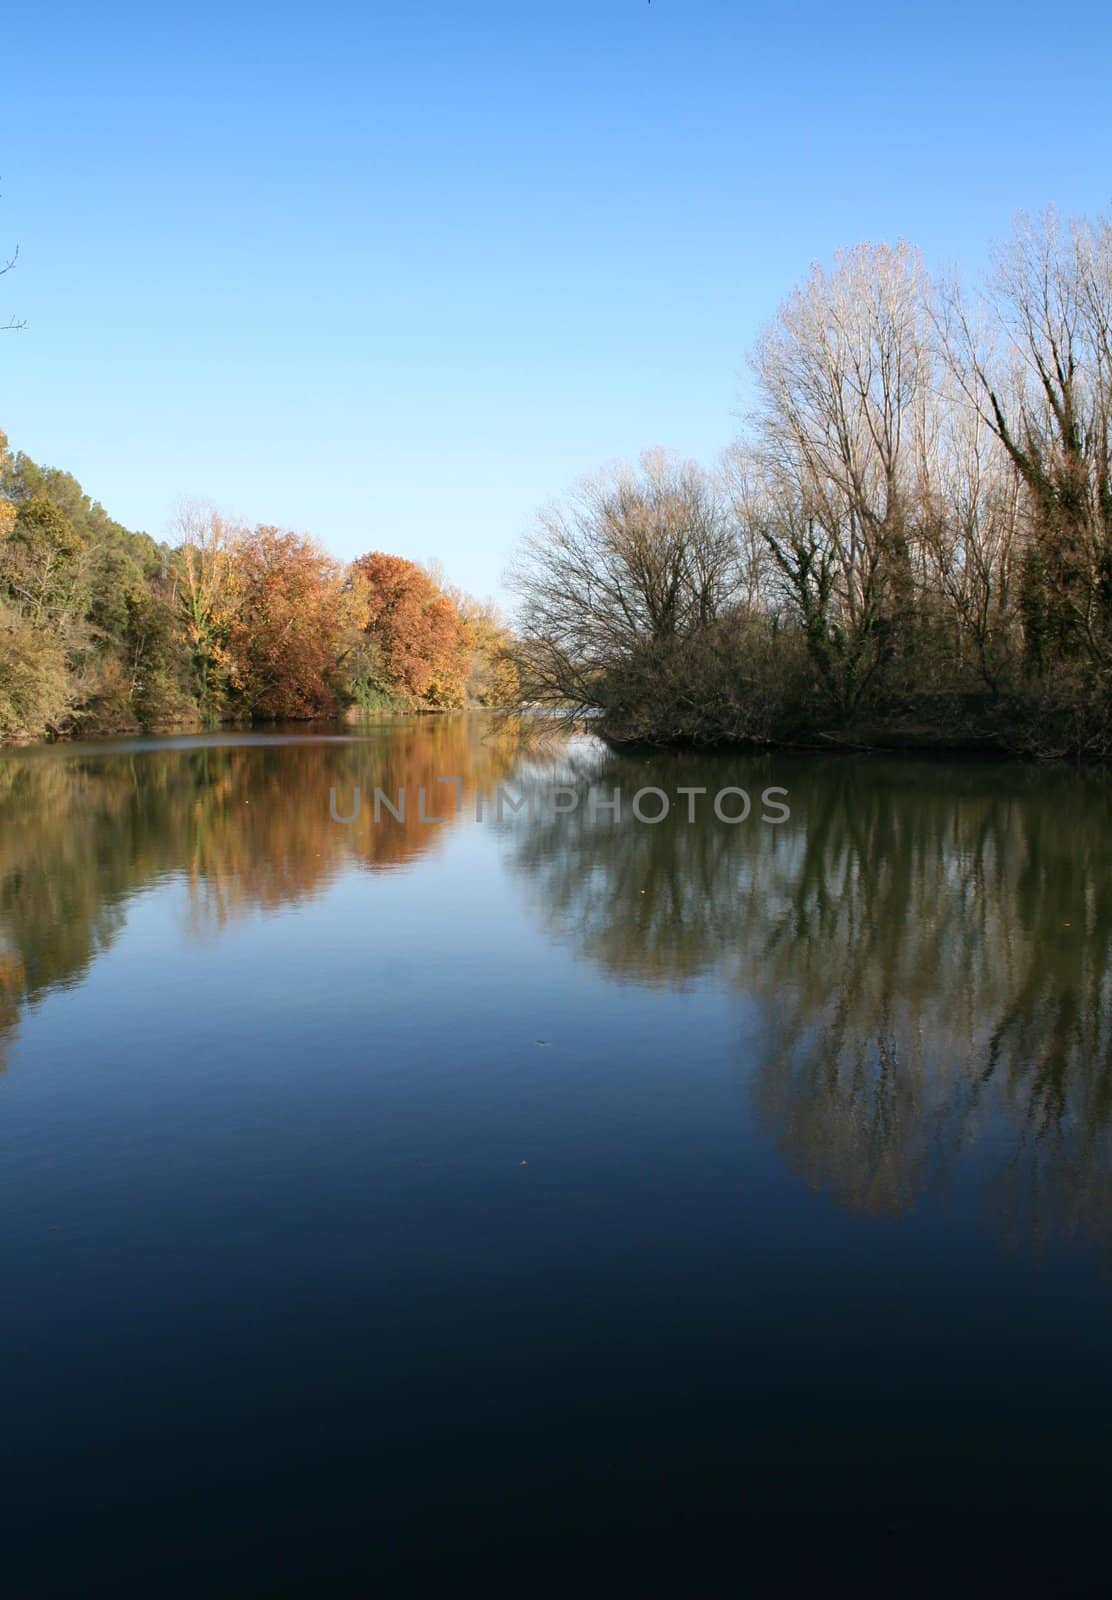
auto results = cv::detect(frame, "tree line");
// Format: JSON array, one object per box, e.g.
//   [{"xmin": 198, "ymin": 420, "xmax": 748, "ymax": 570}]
[
  {"xmin": 511, "ymin": 207, "xmax": 1112, "ymax": 758},
  {"xmin": 0, "ymin": 439, "xmax": 518, "ymax": 741}
]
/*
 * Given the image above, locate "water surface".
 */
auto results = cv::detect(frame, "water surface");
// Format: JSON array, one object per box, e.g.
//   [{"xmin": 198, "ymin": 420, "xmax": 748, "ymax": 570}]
[{"xmin": 2, "ymin": 718, "xmax": 1110, "ymax": 1592}]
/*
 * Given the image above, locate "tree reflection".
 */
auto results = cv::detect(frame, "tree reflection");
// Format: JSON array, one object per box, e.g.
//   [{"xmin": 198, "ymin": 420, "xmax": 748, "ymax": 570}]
[
  {"xmin": 3, "ymin": 723, "xmax": 1109, "ymax": 1256},
  {"xmin": 0, "ymin": 716, "xmax": 524, "ymax": 1059},
  {"xmin": 505, "ymin": 748, "xmax": 1112, "ymax": 1251}
]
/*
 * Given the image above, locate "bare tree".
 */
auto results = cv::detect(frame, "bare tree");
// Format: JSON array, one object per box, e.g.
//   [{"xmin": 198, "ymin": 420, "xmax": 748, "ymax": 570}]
[
  {"xmin": 1, "ymin": 181, "xmax": 25, "ymax": 332},
  {"xmin": 749, "ymin": 241, "xmax": 935, "ymax": 713},
  {"xmin": 510, "ymin": 210, "xmax": 1112, "ymax": 755},
  {"xmin": 937, "ymin": 210, "xmax": 1112, "ymax": 668},
  {"xmin": 509, "ymin": 450, "xmax": 740, "ymax": 706},
  {"xmin": 719, "ymin": 443, "xmax": 777, "ymax": 616},
  {"xmin": 918, "ymin": 385, "xmax": 1022, "ymax": 690}
]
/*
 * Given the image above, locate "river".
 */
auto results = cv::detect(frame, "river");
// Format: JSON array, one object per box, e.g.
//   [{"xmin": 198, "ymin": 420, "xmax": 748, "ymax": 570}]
[{"xmin": 1, "ymin": 716, "xmax": 1109, "ymax": 1591}]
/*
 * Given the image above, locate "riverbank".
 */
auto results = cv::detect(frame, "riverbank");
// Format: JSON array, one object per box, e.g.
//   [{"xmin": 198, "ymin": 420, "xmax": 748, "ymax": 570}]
[
  {"xmin": 0, "ymin": 702, "xmax": 472, "ymax": 750},
  {"xmin": 4, "ymin": 697, "xmax": 1105, "ymax": 766},
  {"xmin": 585, "ymin": 677, "xmax": 1112, "ymax": 765}
]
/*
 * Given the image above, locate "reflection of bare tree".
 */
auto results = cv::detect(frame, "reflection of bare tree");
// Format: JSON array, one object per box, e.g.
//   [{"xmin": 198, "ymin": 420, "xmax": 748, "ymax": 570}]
[
  {"xmin": 505, "ymin": 749, "xmax": 1112, "ymax": 1251},
  {"xmin": 505, "ymin": 741, "xmax": 789, "ymax": 987},
  {"xmin": 0, "ymin": 717, "xmax": 526, "ymax": 1060},
  {"xmin": 749, "ymin": 1019, "xmax": 941, "ymax": 1219}
]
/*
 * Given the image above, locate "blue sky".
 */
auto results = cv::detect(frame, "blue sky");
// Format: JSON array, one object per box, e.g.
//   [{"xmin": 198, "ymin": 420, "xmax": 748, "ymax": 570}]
[{"xmin": 2, "ymin": 0, "xmax": 1111, "ymax": 600}]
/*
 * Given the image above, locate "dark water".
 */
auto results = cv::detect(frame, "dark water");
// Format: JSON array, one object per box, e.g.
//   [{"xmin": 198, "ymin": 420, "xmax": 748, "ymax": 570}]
[{"xmin": 2, "ymin": 717, "xmax": 1110, "ymax": 1594}]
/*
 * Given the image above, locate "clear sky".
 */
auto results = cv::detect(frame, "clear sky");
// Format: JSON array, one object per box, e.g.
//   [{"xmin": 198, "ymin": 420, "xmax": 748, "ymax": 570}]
[{"xmin": 2, "ymin": 0, "xmax": 1111, "ymax": 599}]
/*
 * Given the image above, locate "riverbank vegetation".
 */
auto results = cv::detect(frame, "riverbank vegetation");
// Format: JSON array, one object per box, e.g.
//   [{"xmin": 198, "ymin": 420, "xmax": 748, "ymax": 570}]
[
  {"xmin": 9, "ymin": 205, "xmax": 1112, "ymax": 759},
  {"xmin": 511, "ymin": 208, "xmax": 1112, "ymax": 759},
  {"xmin": 0, "ymin": 440, "xmax": 518, "ymax": 741}
]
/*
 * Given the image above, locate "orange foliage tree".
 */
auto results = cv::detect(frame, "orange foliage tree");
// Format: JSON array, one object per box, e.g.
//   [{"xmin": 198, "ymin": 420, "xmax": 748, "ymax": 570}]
[
  {"xmin": 228, "ymin": 526, "xmax": 343, "ymax": 718},
  {"xmin": 451, "ymin": 590, "xmax": 521, "ymax": 707},
  {"xmin": 347, "ymin": 552, "xmax": 470, "ymax": 708}
]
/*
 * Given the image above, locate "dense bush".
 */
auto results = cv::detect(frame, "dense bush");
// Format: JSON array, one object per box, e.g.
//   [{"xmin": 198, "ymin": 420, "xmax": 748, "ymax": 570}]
[{"xmin": 0, "ymin": 605, "xmax": 71, "ymax": 739}]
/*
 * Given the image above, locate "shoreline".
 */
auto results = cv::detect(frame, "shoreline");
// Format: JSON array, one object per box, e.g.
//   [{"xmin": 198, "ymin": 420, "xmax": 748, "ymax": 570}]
[
  {"xmin": 595, "ymin": 724, "xmax": 1106, "ymax": 767},
  {"xmin": 0, "ymin": 704, "xmax": 468, "ymax": 751},
  {"xmin": 4, "ymin": 705, "xmax": 1107, "ymax": 767}
]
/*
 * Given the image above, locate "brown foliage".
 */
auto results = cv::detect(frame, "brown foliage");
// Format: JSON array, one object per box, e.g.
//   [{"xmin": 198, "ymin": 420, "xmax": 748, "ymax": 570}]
[
  {"xmin": 228, "ymin": 526, "xmax": 344, "ymax": 719},
  {"xmin": 349, "ymin": 551, "xmax": 470, "ymax": 708}
]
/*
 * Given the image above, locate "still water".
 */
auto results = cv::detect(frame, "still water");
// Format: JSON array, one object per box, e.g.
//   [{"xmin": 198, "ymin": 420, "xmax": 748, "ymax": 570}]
[{"xmin": 2, "ymin": 716, "xmax": 1110, "ymax": 1593}]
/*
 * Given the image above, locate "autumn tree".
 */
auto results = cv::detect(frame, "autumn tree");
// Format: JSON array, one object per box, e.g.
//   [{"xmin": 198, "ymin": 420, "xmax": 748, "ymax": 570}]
[
  {"xmin": 227, "ymin": 526, "xmax": 344, "ymax": 718},
  {"xmin": 444, "ymin": 586, "xmax": 521, "ymax": 707},
  {"xmin": 346, "ymin": 552, "xmax": 470, "ymax": 708}
]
